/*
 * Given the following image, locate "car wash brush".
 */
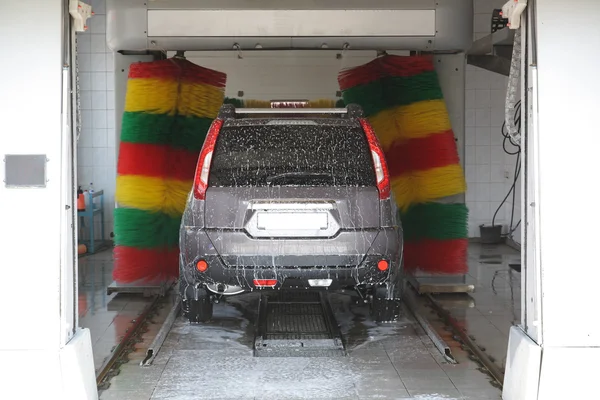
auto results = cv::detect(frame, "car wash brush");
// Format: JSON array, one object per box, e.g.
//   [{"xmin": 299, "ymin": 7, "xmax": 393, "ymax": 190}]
[
  {"xmin": 113, "ymin": 58, "xmax": 226, "ymax": 284},
  {"xmin": 338, "ymin": 55, "xmax": 468, "ymax": 275}
]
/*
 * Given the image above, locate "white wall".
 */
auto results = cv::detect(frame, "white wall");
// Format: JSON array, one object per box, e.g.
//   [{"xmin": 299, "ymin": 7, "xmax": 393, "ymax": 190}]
[
  {"xmin": 183, "ymin": 50, "xmax": 407, "ymax": 100},
  {"xmin": 78, "ymin": 0, "xmax": 521, "ymax": 243},
  {"xmin": 505, "ymin": 2, "xmax": 600, "ymax": 398},
  {"xmin": 0, "ymin": 0, "xmax": 63, "ymax": 351},
  {"xmin": 76, "ymin": 0, "xmax": 115, "ymax": 240},
  {"xmin": 466, "ymin": 0, "xmax": 522, "ymax": 243},
  {"xmin": 0, "ymin": 1, "xmax": 96, "ymax": 398}
]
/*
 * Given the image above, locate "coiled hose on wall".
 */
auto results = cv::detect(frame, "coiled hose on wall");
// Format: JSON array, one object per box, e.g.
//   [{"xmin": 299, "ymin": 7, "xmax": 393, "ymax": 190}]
[{"xmin": 505, "ymin": 28, "xmax": 522, "ymax": 145}]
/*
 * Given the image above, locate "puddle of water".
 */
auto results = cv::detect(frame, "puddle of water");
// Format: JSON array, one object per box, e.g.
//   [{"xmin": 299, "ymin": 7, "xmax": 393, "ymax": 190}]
[{"xmin": 328, "ymin": 292, "xmax": 412, "ymax": 351}]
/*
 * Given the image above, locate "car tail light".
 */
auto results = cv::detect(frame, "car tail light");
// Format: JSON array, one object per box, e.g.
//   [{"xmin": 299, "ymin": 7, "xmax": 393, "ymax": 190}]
[
  {"xmin": 359, "ymin": 118, "xmax": 391, "ymax": 199},
  {"xmin": 377, "ymin": 260, "xmax": 389, "ymax": 271},
  {"xmin": 193, "ymin": 119, "xmax": 224, "ymax": 200},
  {"xmin": 253, "ymin": 279, "xmax": 277, "ymax": 287},
  {"xmin": 196, "ymin": 260, "xmax": 208, "ymax": 272}
]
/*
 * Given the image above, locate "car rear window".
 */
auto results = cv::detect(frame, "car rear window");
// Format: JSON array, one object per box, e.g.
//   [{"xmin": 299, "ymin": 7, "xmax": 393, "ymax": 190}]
[{"xmin": 208, "ymin": 121, "xmax": 377, "ymax": 187}]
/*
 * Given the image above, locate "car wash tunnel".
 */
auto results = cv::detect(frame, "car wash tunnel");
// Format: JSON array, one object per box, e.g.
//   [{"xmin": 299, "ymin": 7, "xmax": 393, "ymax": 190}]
[{"xmin": 3, "ymin": 0, "xmax": 600, "ymax": 399}]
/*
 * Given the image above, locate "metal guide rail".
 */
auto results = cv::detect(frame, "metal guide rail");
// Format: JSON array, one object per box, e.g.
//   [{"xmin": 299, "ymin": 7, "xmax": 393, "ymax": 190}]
[{"xmin": 254, "ymin": 291, "xmax": 346, "ymax": 357}]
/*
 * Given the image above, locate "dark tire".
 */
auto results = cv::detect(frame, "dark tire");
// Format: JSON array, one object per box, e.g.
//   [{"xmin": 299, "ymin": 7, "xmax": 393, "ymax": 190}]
[
  {"xmin": 185, "ymin": 289, "xmax": 213, "ymax": 323},
  {"xmin": 371, "ymin": 286, "xmax": 401, "ymax": 323}
]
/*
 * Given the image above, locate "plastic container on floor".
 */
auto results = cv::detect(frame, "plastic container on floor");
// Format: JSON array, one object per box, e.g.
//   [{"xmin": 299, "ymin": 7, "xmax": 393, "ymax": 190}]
[{"xmin": 480, "ymin": 224, "xmax": 503, "ymax": 244}]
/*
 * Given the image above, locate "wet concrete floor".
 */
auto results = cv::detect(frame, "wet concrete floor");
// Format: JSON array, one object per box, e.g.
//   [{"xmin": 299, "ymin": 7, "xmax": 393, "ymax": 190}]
[
  {"xmin": 99, "ymin": 291, "xmax": 502, "ymax": 400},
  {"xmin": 84, "ymin": 243, "xmax": 518, "ymax": 398}
]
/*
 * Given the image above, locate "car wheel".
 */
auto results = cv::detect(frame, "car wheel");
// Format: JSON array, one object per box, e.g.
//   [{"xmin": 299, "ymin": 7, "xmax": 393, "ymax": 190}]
[
  {"xmin": 371, "ymin": 286, "xmax": 401, "ymax": 323},
  {"xmin": 185, "ymin": 289, "xmax": 213, "ymax": 323}
]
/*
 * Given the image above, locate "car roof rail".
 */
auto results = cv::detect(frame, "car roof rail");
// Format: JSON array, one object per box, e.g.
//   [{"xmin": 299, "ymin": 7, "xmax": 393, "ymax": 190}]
[
  {"xmin": 216, "ymin": 103, "xmax": 364, "ymax": 120},
  {"xmin": 345, "ymin": 104, "xmax": 364, "ymax": 118},
  {"xmin": 218, "ymin": 103, "xmax": 237, "ymax": 119}
]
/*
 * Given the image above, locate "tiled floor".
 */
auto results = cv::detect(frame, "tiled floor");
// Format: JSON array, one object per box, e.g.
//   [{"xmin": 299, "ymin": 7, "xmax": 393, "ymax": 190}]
[{"xmin": 78, "ymin": 248, "xmax": 156, "ymax": 373}]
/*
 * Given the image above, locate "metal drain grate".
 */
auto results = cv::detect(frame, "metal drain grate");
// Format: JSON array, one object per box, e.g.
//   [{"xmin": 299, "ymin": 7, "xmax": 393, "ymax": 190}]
[
  {"xmin": 254, "ymin": 291, "xmax": 346, "ymax": 357},
  {"xmin": 266, "ymin": 304, "xmax": 330, "ymax": 340}
]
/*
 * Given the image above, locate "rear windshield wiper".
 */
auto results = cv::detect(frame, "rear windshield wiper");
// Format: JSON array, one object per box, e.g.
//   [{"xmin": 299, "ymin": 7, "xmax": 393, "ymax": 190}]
[{"xmin": 266, "ymin": 172, "xmax": 334, "ymax": 185}]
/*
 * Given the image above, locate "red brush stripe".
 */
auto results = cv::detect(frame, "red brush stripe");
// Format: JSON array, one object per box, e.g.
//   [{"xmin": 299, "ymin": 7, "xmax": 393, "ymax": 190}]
[
  {"xmin": 117, "ymin": 142, "xmax": 169, "ymax": 179},
  {"xmin": 166, "ymin": 147, "xmax": 200, "ymax": 181},
  {"xmin": 128, "ymin": 59, "xmax": 227, "ymax": 88},
  {"xmin": 113, "ymin": 246, "xmax": 179, "ymax": 284},
  {"xmin": 404, "ymin": 239, "xmax": 468, "ymax": 274},
  {"xmin": 338, "ymin": 55, "xmax": 437, "ymax": 90},
  {"xmin": 385, "ymin": 130, "xmax": 460, "ymax": 175},
  {"xmin": 379, "ymin": 55, "xmax": 436, "ymax": 78},
  {"xmin": 338, "ymin": 61, "xmax": 384, "ymax": 90},
  {"xmin": 117, "ymin": 143, "xmax": 200, "ymax": 181}
]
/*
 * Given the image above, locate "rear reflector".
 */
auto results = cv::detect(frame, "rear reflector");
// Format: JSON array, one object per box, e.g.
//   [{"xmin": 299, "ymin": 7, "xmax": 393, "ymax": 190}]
[
  {"xmin": 196, "ymin": 260, "xmax": 208, "ymax": 272},
  {"xmin": 308, "ymin": 279, "xmax": 333, "ymax": 287},
  {"xmin": 378, "ymin": 260, "xmax": 389, "ymax": 271},
  {"xmin": 253, "ymin": 279, "xmax": 277, "ymax": 287}
]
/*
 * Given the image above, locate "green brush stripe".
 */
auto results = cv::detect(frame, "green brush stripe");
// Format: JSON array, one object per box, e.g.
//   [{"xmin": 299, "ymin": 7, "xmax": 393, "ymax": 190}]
[
  {"xmin": 120, "ymin": 112, "xmax": 170, "ymax": 144},
  {"xmin": 341, "ymin": 81, "xmax": 387, "ymax": 117},
  {"xmin": 339, "ymin": 71, "xmax": 443, "ymax": 114},
  {"xmin": 171, "ymin": 116, "xmax": 213, "ymax": 151},
  {"xmin": 383, "ymin": 72, "xmax": 444, "ymax": 107},
  {"xmin": 223, "ymin": 97, "xmax": 245, "ymax": 108},
  {"xmin": 113, "ymin": 208, "xmax": 180, "ymax": 248},
  {"xmin": 400, "ymin": 203, "xmax": 469, "ymax": 241},
  {"xmin": 120, "ymin": 112, "xmax": 213, "ymax": 151}
]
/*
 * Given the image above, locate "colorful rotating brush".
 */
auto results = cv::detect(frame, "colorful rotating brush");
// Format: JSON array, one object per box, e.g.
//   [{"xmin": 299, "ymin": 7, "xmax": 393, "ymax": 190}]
[
  {"xmin": 338, "ymin": 55, "xmax": 469, "ymax": 274},
  {"xmin": 113, "ymin": 58, "xmax": 226, "ymax": 284}
]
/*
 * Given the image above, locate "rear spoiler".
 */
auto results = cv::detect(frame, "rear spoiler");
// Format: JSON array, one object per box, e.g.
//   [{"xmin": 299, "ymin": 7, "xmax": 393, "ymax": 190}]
[{"xmin": 218, "ymin": 104, "xmax": 364, "ymax": 119}]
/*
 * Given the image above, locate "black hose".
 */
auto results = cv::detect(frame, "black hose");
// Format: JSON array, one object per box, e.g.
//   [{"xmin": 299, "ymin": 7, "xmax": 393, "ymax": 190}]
[{"xmin": 491, "ymin": 100, "xmax": 521, "ymax": 234}]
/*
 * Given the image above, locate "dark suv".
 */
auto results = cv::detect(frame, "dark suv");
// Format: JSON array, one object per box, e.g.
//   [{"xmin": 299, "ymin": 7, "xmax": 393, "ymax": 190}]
[{"xmin": 179, "ymin": 104, "xmax": 403, "ymax": 323}]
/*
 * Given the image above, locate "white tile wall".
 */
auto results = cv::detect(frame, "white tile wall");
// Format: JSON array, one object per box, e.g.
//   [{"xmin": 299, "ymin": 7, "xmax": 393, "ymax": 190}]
[
  {"xmin": 76, "ymin": 0, "xmax": 114, "ymax": 240},
  {"xmin": 466, "ymin": 0, "xmax": 522, "ymax": 243},
  {"xmin": 75, "ymin": 0, "xmax": 523, "ymax": 244}
]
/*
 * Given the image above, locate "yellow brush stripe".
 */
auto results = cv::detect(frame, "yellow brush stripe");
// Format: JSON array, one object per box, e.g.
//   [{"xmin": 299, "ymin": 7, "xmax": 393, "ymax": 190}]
[
  {"xmin": 115, "ymin": 175, "xmax": 192, "ymax": 217},
  {"xmin": 369, "ymin": 100, "xmax": 452, "ymax": 150},
  {"xmin": 309, "ymin": 99, "xmax": 337, "ymax": 108},
  {"xmin": 124, "ymin": 78, "xmax": 224, "ymax": 119},
  {"xmin": 369, "ymin": 109, "xmax": 398, "ymax": 150},
  {"xmin": 243, "ymin": 99, "xmax": 272, "ymax": 108},
  {"xmin": 391, "ymin": 164, "xmax": 467, "ymax": 210}
]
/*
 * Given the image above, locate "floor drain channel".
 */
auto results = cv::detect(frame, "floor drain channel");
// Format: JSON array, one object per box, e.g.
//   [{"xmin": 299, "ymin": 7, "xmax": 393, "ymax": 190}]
[{"xmin": 254, "ymin": 291, "xmax": 346, "ymax": 357}]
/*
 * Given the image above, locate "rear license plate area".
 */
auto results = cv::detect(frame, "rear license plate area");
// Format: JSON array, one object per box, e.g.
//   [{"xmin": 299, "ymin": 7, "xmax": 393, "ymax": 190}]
[{"xmin": 257, "ymin": 212, "xmax": 328, "ymax": 230}]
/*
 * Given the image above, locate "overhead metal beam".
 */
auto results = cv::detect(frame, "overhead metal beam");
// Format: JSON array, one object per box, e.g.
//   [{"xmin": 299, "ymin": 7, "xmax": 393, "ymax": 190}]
[{"xmin": 106, "ymin": 0, "xmax": 474, "ymax": 52}]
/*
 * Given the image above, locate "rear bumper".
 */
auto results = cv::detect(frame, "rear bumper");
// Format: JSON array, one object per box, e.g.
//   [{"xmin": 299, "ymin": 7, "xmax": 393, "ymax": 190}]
[
  {"xmin": 185, "ymin": 255, "xmax": 394, "ymax": 293},
  {"xmin": 179, "ymin": 227, "xmax": 402, "ymax": 295}
]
